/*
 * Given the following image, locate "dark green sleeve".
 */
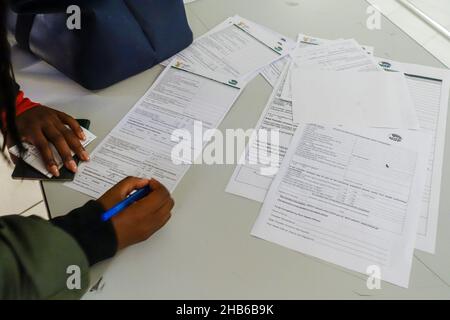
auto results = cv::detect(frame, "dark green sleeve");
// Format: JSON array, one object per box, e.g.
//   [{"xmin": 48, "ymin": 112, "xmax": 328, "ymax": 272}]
[{"xmin": 0, "ymin": 215, "xmax": 90, "ymax": 300}]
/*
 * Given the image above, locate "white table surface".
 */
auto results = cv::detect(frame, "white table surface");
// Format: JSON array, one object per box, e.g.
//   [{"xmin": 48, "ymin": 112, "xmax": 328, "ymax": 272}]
[{"xmin": 14, "ymin": 0, "xmax": 450, "ymax": 299}]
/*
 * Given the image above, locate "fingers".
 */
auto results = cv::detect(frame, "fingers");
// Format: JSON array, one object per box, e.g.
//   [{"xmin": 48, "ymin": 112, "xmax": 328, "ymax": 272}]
[
  {"xmin": 129, "ymin": 190, "xmax": 174, "ymax": 242},
  {"xmin": 43, "ymin": 125, "xmax": 78, "ymax": 173},
  {"xmin": 114, "ymin": 177, "xmax": 151, "ymax": 201},
  {"xmin": 57, "ymin": 111, "xmax": 85, "ymax": 141},
  {"xmin": 147, "ymin": 198, "xmax": 173, "ymax": 229},
  {"xmin": 31, "ymin": 132, "xmax": 60, "ymax": 177},
  {"xmin": 98, "ymin": 176, "xmax": 150, "ymax": 211},
  {"xmin": 148, "ymin": 178, "xmax": 165, "ymax": 191},
  {"xmin": 133, "ymin": 179, "xmax": 171, "ymax": 214},
  {"xmin": 15, "ymin": 106, "xmax": 90, "ymax": 175},
  {"xmin": 155, "ymin": 197, "xmax": 175, "ymax": 220},
  {"xmin": 55, "ymin": 123, "xmax": 89, "ymax": 161}
]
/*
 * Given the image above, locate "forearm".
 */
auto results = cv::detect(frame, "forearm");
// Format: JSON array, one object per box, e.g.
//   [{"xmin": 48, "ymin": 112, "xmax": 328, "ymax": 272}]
[{"xmin": 51, "ymin": 200, "xmax": 118, "ymax": 266}]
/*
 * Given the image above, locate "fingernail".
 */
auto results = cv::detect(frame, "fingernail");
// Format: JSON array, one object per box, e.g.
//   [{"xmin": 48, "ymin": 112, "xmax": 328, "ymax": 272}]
[
  {"xmin": 67, "ymin": 160, "xmax": 78, "ymax": 172},
  {"xmin": 80, "ymin": 132, "xmax": 86, "ymax": 141},
  {"xmin": 81, "ymin": 151, "xmax": 90, "ymax": 161},
  {"xmin": 50, "ymin": 165, "xmax": 60, "ymax": 177}
]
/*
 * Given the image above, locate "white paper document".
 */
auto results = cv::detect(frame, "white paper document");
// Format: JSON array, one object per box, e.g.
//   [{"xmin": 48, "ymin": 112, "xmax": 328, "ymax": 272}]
[
  {"xmin": 161, "ymin": 17, "xmax": 235, "ymax": 68},
  {"xmin": 9, "ymin": 127, "xmax": 96, "ymax": 178},
  {"xmin": 252, "ymin": 124, "xmax": 431, "ymax": 287},
  {"xmin": 171, "ymin": 16, "xmax": 290, "ymax": 88},
  {"xmin": 281, "ymin": 39, "xmax": 381, "ymax": 102},
  {"xmin": 226, "ymin": 61, "xmax": 295, "ymax": 202},
  {"xmin": 65, "ymin": 64, "xmax": 242, "ymax": 198},
  {"xmin": 260, "ymin": 56, "xmax": 290, "ymax": 87},
  {"xmin": 260, "ymin": 34, "xmax": 330, "ymax": 87},
  {"xmin": 291, "ymin": 39, "xmax": 380, "ymax": 71},
  {"xmin": 377, "ymin": 58, "xmax": 450, "ymax": 253},
  {"xmin": 291, "ymin": 69, "xmax": 420, "ymax": 128}
]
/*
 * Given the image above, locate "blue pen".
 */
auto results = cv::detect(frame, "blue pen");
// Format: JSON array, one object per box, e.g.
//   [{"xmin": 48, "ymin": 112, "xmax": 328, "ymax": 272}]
[{"xmin": 101, "ymin": 185, "xmax": 152, "ymax": 221}]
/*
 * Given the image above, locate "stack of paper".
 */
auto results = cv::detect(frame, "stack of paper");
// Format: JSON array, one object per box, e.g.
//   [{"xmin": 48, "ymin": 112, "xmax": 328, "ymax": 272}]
[{"xmin": 227, "ymin": 33, "xmax": 450, "ymax": 287}]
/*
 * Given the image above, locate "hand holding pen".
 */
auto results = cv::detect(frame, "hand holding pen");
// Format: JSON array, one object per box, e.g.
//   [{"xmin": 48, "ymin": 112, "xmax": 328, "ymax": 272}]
[{"xmin": 97, "ymin": 177, "xmax": 174, "ymax": 250}]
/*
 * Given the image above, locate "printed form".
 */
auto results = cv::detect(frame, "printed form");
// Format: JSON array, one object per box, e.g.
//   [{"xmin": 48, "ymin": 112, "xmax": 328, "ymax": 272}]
[
  {"xmin": 252, "ymin": 124, "xmax": 431, "ymax": 288},
  {"xmin": 226, "ymin": 61, "xmax": 295, "ymax": 202},
  {"xmin": 227, "ymin": 38, "xmax": 380, "ymax": 202},
  {"xmin": 66, "ymin": 65, "xmax": 241, "ymax": 197},
  {"xmin": 172, "ymin": 16, "xmax": 291, "ymax": 88},
  {"xmin": 226, "ymin": 57, "xmax": 450, "ymax": 254},
  {"xmin": 163, "ymin": 16, "xmax": 295, "ymax": 86},
  {"xmin": 65, "ymin": 17, "xmax": 291, "ymax": 198},
  {"xmin": 377, "ymin": 58, "xmax": 450, "ymax": 253},
  {"xmin": 280, "ymin": 39, "xmax": 381, "ymax": 102},
  {"xmin": 260, "ymin": 34, "xmax": 330, "ymax": 86}
]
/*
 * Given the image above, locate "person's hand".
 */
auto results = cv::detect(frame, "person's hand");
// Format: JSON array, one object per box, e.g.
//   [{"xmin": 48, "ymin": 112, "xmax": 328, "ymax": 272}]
[
  {"xmin": 15, "ymin": 105, "xmax": 89, "ymax": 176},
  {"xmin": 97, "ymin": 177, "xmax": 174, "ymax": 250}
]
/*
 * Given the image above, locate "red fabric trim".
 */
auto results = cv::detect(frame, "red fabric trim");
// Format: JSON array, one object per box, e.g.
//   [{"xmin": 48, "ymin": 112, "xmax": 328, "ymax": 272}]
[
  {"xmin": 15, "ymin": 90, "xmax": 40, "ymax": 116},
  {"xmin": 1, "ymin": 91, "xmax": 41, "ymax": 132}
]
